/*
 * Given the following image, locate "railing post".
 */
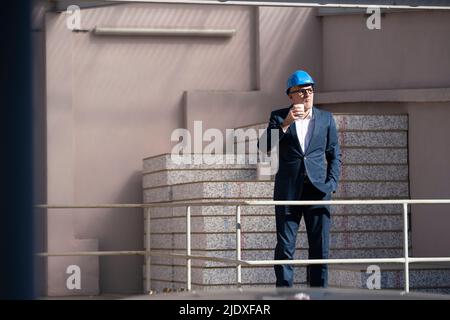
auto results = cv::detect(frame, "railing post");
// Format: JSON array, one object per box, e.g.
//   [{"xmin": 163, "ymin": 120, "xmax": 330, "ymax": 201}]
[
  {"xmin": 145, "ymin": 207, "xmax": 151, "ymax": 293},
  {"xmin": 186, "ymin": 206, "xmax": 192, "ymax": 291},
  {"xmin": 236, "ymin": 205, "xmax": 242, "ymax": 287},
  {"xmin": 403, "ymin": 202, "xmax": 410, "ymax": 293}
]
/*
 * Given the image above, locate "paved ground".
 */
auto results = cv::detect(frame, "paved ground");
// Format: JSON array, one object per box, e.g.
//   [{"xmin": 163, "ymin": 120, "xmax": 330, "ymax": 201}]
[
  {"xmin": 123, "ymin": 287, "xmax": 450, "ymax": 300},
  {"xmin": 39, "ymin": 287, "xmax": 450, "ymax": 300}
]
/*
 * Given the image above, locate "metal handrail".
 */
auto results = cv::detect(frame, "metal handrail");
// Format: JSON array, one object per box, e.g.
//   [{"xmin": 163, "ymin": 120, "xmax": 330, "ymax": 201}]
[
  {"xmin": 37, "ymin": 199, "xmax": 450, "ymax": 294},
  {"xmin": 106, "ymin": 0, "xmax": 450, "ymax": 11},
  {"xmin": 36, "ymin": 199, "xmax": 450, "ymax": 208}
]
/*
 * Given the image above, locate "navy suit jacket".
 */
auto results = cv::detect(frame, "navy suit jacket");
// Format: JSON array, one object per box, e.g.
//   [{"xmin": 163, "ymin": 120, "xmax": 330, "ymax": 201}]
[{"xmin": 260, "ymin": 106, "xmax": 341, "ymax": 214}]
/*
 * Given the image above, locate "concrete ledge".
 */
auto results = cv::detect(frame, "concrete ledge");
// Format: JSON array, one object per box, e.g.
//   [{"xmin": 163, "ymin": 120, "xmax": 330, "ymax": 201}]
[{"xmin": 316, "ymin": 88, "xmax": 450, "ymax": 104}]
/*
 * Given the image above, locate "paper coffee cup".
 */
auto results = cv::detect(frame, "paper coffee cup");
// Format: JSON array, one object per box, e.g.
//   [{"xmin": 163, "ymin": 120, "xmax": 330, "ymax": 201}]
[{"xmin": 293, "ymin": 103, "xmax": 304, "ymax": 111}]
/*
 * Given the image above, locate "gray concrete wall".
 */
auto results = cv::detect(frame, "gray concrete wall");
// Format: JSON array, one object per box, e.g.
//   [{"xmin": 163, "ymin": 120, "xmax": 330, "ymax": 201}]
[
  {"xmin": 321, "ymin": 10, "xmax": 450, "ymax": 91},
  {"xmin": 43, "ymin": 4, "xmax": 450, "ymax": 295},
  {"xmin": 408, "ymin": 103, "xmax": 450, "ymax": 257}
]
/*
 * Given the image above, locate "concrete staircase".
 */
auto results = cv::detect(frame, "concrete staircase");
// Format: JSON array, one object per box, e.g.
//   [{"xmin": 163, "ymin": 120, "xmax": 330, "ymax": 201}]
[{"xmin": 142, "ymin": 114, "xmax": 450, "ymax": 294}]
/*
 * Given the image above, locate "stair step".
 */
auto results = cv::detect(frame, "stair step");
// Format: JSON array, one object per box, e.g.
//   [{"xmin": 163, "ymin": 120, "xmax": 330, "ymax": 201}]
[
  {"xmin": 149, "ymin": 264, "xmax": 308, "ymax": 286},
  {"xmin": 143, "ymin": 149, "xmax": 408, "ymax": 175},
  {"xmin": 149, "ymin": 264, "xmax": 450, "ymax": 289},
  {"xmin": 149, "ymin": 214, "xmax": 404, "ymax": 233},
  {"xmin": 147, "ymin": 248, "xmax": 405, "ymax": 268},
  {"xmin": 237, "ymin": 131, "xmax": 407, "ymax": 153},
  {"xmin": 143, "ymin": 181, "xmax": 409, "ymax": 203},
  {"xmin": 341, "ymin": 148, "xmax": 407, "ymax": 164},
  {"xmin": 336, "ymin": 114, "xmax": 407, "ymax": 131},
  {"xmin": 147, "ymin": 263, "xmax": 450, "ymax": 293},
  {"xmin": 142, "ymin": 165, "xmax": 408, "ymax": 188},
  {"xmin": 147, "ymin": 203, "xmax": 405, "ymax": 218},
  {"xmin": 143, "ymin": 154, "xmax": 256, "ymax": 173},
  {"xmin": 150, "ymin": 231, "xmax": 410, "ymax": 251},
  {"xmin": 329, "ymin": 264, "xmax": 450, "ymax": 292},
  {"xmin": 239, "ymin": 115, "xmax": 408, "ymax": 132},
  {"xmin": 143, "ymin": 168, "xmax": 257, "ymax": 188}
]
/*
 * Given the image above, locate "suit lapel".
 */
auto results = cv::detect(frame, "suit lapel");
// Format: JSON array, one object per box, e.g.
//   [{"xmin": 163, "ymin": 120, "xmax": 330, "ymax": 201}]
[
  {"xmin": 304, "ymin": 106, "xmax": 320, "ymax": 155},
  {"xmin": 289, "ymin": 117, "xmax": 303, "ymax": 154}
]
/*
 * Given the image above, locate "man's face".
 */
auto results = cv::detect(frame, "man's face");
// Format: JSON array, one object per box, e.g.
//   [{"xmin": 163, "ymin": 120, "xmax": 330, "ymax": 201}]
[{"xmin": 288, "ymin": 85, "xmax": 314, "ymax": 109}]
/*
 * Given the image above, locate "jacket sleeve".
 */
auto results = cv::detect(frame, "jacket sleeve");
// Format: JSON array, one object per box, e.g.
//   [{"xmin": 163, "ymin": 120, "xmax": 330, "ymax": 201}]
[
  {"xmin": 325, "ymin": 114, "xmax": 341, "ymax": 193},
  {"xmin": 257, "ymin": 111, "xmax": 288, "ymax": 155}
]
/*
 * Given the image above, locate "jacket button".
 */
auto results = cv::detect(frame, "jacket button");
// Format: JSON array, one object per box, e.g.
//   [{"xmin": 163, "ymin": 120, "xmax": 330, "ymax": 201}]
[{"xmin": 304, "ymin": 156, "xmax": 307, "ymax": 160}]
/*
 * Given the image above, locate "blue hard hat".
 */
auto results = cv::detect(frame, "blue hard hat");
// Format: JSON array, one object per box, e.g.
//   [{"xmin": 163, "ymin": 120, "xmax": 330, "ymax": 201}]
[{"xmin": 286, "ymin": 70, "xmax": 315, "ymax": 94}]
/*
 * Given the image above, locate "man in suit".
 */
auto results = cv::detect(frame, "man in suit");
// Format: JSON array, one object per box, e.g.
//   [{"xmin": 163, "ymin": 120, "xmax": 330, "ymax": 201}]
[{"xmin": 260, "ymin": 70, "xmax": 341, "ymax": 288}]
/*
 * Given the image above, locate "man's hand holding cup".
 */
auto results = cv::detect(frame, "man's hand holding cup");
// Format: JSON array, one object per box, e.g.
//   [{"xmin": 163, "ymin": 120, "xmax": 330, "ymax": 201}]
[{"xmin": 281, "ymin": 104, "xmax": 306, "ymax": 131}]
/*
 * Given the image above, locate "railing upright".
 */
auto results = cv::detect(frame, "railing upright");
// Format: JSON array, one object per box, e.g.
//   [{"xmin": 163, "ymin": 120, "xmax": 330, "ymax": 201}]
[
  {"xmin": 145, "ymin": 207, "xmax": 151, "ymax": 293},
  {"xmin": 403, "ymin": 202, "xmax": 410, "ymax": 293},
  {"xmin": 236, "ymin": 205, "xmax": 242, "ymax": 287},
  {"xmin": 186, "ymin": 206, "xmax": 192, "ymax": 291}
]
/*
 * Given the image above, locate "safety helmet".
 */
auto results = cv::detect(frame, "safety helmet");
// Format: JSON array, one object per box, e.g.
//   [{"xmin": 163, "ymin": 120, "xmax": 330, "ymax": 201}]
[{"xmin": 286, "ymin": 70, "xmax": 315, "ymax": 95}]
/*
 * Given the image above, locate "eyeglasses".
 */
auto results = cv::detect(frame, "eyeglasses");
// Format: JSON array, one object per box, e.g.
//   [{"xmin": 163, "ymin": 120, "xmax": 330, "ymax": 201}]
[{"xmin": 290, "ymin": 88, "xmax": 314, "ymax": 96}]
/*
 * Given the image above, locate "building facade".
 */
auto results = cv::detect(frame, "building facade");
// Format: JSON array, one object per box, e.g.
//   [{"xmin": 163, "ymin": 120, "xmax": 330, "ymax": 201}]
[{"xmin": 35, "ymin": 2, "xmax": 450, "ymax": 295}]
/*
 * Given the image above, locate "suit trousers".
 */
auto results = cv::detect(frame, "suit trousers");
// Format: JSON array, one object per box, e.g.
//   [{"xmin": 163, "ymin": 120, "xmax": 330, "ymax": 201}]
[{"xmin": 274, "ymin": 179, "xmax": 331, "ymax": 288}]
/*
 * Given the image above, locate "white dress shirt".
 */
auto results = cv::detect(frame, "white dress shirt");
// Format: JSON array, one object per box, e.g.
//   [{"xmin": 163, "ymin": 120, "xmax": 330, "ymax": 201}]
[{"xmin": 295, "ymin": 108, "xmax": 314, "ymax": 153}]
